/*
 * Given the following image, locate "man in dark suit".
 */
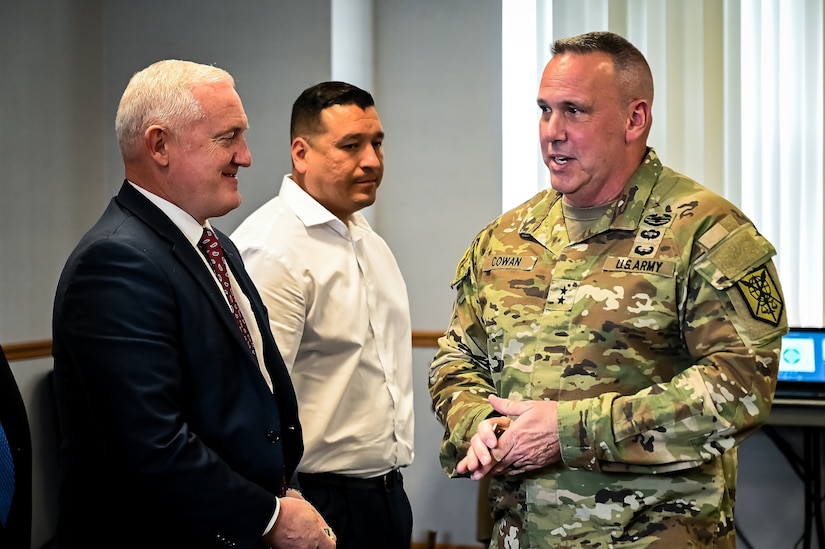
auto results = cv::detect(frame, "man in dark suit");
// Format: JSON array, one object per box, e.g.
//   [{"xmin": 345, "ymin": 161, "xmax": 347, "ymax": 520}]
[{"xmin": 52, "ymin": 60, "xmax": 335, "ymax": 549}]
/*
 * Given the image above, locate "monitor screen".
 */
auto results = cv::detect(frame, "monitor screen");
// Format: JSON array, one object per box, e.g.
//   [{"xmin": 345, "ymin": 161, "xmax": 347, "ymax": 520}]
[
  {"xmin": 775, "ymin": 327, "xmax": 825, "ymax": 400},
  {"xmin": 778, "ymin": 328, "xmax": 825, "ymax": 383}
]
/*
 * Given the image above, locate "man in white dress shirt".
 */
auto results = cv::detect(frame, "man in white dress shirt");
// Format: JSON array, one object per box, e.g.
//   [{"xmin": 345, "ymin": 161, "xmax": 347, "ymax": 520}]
[{"xmin": 231, "ymin": 81, "xmax": 414, "ymax": 549}]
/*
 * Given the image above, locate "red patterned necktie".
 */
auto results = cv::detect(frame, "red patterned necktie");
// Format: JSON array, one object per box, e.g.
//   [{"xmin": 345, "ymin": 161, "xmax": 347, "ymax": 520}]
[{"xmin": 198, "ymin": 228, "xmax": 257, "ymax": 357}]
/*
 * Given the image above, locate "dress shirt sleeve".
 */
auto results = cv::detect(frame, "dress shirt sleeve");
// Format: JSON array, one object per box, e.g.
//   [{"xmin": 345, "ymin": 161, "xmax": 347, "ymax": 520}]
[
  {"xmin": 240, "ymin": 246, "xmax": 306, "ymax": 371},
  {"xmin": 262, "ymin": 498, "xmax": 280, "ymax": 535}
]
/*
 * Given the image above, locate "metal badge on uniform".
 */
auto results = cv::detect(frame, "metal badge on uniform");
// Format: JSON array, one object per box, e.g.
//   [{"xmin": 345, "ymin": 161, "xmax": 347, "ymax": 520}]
[
  {"xmin": 603, "ymin": 208, "xmax": 677, "ymax": 276},
  {"xmin": 629, "ymin": 211, "xmax": 675, "ymax": 258},
  {"xmin": 482, "ymin": 255, "xmax": 537, "ymax": 271}
]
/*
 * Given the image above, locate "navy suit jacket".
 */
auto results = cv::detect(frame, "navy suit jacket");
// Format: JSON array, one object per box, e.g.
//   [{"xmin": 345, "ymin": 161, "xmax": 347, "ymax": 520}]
[{"xmin": 52, "ymin": 182, "xmax": 302, "ymax": 548}]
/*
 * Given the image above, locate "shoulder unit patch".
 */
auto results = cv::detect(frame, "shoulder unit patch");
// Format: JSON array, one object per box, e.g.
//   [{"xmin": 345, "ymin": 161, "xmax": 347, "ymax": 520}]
[{"xmin": 735, "ymin": 266, "xmax": 784, "ymax": 326}]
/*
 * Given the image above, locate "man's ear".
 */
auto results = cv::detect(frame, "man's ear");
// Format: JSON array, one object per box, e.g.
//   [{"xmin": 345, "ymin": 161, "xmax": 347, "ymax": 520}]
[
  {"xmin": 626, "ymin": 99, "xmax": 651, "ymax": 143},
  {"xmin": 291, "ymin": 137, "xmax": 309, "ymax": 174},
  {"xmin": 146, "ymin": 125, "xmax": 170, "ymax": 167}
]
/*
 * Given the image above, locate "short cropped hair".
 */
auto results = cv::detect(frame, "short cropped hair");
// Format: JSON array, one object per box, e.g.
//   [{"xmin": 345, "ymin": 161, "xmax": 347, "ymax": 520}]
[
  {"xmin": 115, "ymin": 59, "xmax": 234, "ymax": 160},
  {"xmin": 290, "ymin": 81, "xmax": 375, "ymax": 141},
  {"xmin": 552, "ymin": 31, "xmax": 654, "ymax": 107}
]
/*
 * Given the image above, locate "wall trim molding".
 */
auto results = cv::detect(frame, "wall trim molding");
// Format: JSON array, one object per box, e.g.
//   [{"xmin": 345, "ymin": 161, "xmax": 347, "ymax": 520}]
[
  {"xmin": 2, "ymin": 331, "xmax": 445, "ymax": 363},
  {"xmin": 2, "ymin": 338, "xmax": 52, "ymax": 362}
]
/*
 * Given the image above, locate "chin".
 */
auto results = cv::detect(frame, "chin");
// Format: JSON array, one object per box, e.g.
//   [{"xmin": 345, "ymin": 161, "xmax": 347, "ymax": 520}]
[
  {"xmin": 228, "ymin": 188, "xmax": 243, "ymax": 204},
  {"xmin": 214, "ymin": 197, "xmax": 242, "ymax": 218},
  {"xmin": 548, "ymin": 176, "xmax": 577, "ymax": 194},
  {"xmin": 356, "ymin": 194, "xmax": 377, "ymax": 207}
]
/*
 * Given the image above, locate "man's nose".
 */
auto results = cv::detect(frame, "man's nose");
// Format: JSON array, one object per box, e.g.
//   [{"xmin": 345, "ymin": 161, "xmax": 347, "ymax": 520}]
[
  {"xmin": 234, "ymin": 138, "xmax": 252, "ymax": 167},
  {"xmin": 540, "ymin": 113, "xmax": 565, "ymax": 142}
]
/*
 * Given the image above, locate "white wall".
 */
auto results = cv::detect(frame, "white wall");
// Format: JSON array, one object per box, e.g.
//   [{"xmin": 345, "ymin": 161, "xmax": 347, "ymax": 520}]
[
  {"xmin": 371, "ymin": 3, "xmax": 504, "ymax": 543},
  {"xmin": 100, "ymin": 0, "xmax": 334, "ymax": 228},
  {"xmin": 0, "ymin": 1, "xmax": 814, "ymax": 548}
]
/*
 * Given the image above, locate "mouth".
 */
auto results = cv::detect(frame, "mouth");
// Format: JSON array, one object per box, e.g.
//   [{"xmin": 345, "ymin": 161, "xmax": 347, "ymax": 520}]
[
  {"xmin": 547, "ymin": 155, "xmax": 572, "ymax": 166},
  {"xmin": 222, "ymin": 171, "xmax": 238, "ymax": 179}
]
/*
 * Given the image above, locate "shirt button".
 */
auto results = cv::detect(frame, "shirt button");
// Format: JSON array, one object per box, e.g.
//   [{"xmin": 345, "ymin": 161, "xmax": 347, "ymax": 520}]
[{"xmin": 267, "ymin": 430, "xmax": 281, "ymax": 443}]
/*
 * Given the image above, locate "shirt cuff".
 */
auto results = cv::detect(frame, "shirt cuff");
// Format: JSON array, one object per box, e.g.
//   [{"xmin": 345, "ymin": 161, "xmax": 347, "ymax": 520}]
[{"xmin": 262, "ymin": 497, "xmax": 280, "ymax": 536}]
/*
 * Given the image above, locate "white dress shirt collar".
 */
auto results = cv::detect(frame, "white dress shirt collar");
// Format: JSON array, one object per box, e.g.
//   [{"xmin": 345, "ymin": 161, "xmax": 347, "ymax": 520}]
[
  {"xmin": 280, "ymin": 175, "xmax": 370, "ymax": 240},
  {"xmin": 127, "ymin": 180, "xmax": 213, "ymax": 244}
]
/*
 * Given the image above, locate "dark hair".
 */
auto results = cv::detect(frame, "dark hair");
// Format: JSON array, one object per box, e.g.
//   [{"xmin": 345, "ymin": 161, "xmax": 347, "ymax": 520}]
[
  {"xmin": 290, "ymin": 81, "xmax": 376, "ymax": 140},
  {"xmin": 552, "ymin": 31, "xmax": 654, "ymax": 105}
]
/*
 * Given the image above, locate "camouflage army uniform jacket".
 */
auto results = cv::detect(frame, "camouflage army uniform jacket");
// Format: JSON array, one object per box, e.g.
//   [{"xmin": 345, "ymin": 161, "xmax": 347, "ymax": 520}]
[{"xmin": 429, "ymin": 149, "xmax": 788, "ymax": 548}]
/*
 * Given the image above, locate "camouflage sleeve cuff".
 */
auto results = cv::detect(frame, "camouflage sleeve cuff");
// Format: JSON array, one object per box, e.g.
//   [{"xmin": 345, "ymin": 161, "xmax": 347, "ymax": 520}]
[
  {"xmin": 557, "ymin": 395, "xmax": 619, "ymax": 472},
  {"xmin": 438, "ymin": 403, "xmax": 496, "ymax": 477}
]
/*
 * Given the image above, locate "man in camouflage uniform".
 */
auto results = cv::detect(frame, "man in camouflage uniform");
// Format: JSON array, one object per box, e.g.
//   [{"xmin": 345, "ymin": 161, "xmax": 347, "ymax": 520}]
[{"xmin": 428, "ymin": 31, "xmax": 788, "ymax": 548}]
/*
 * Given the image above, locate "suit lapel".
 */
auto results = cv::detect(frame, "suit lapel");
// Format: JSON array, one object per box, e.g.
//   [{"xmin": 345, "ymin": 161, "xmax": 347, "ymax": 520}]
[
  {"xmin": 217, "ymin": 230, "xmax": 277, "ymax": 367},
  {"xmin": 217, "ymin": 227, "xmax": 298, "ymax": 404},
  {"xmin": 114, "ymin": 182, "xmax": 257, "ymax": 362}
]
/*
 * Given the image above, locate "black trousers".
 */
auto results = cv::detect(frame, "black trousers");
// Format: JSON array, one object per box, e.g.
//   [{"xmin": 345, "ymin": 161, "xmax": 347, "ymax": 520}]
[{"xmin": 297, "ymin": 470, "xmax": 413, "ymax": 549}]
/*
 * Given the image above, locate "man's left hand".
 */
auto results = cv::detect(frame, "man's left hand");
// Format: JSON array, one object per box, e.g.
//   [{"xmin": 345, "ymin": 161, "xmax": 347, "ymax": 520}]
[{"xmin": 457, "ymin": 394, "xmax": 561, "ymax": 480}]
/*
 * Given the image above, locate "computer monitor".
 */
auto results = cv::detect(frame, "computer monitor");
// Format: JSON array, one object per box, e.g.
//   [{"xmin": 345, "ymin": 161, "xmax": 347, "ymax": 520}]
[{"xmin": 774, "ymin": 327, "xmax": 825, "ymax": 402}]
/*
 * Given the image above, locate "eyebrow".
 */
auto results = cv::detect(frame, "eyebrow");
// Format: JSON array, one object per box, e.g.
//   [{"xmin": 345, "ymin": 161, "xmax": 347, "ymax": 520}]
[
  {"xmin": 337, "ymin": 130, "xmax": 385, "ymax": 141},
  {"xmin": 537, "ymin": 99, "xmax": 585, "ymax": 110}
]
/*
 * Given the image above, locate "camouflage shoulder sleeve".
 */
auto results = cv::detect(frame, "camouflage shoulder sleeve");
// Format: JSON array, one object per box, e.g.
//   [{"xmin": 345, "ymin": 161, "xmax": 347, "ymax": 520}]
[
  {"xmin": 557, "ymin": 215, "xmax": 787, "ymax": 474},
  {"xmin": 693, "ymin": 215, "xmax": 785, "ymax": 342},
  {"xmin": 428, "ymin": 235, "xmax": 498, "ymax": 477}
]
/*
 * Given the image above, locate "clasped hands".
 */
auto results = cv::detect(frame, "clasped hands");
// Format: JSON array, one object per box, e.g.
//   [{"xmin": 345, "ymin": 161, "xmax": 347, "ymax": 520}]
[
  {"xmin": 265, "ymin": 489, "xmax": 336, "ymax": 548},
  {"xmin": 457, "ymin": 394, "xmax": 561, "ymax": 480}
]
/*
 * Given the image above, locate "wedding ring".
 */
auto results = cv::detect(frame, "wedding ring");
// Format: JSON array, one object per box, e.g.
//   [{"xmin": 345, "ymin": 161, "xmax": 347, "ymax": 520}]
[{"xmin": 323, "ymin": 527, "xmax": 335, "ymax": 538}]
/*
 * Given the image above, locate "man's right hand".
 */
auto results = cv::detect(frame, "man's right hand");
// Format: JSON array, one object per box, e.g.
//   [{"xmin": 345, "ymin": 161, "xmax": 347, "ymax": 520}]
[{"xmin": 264, "ymin": 496, "xmax": 336, "ymax": 548}]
